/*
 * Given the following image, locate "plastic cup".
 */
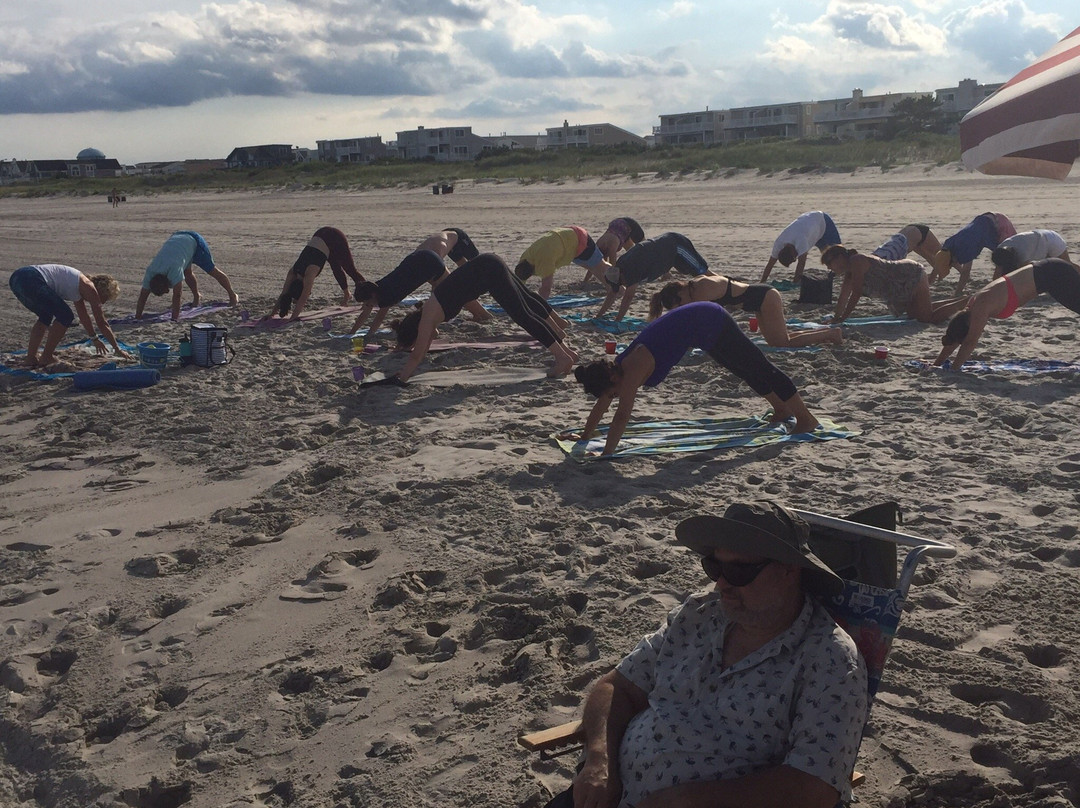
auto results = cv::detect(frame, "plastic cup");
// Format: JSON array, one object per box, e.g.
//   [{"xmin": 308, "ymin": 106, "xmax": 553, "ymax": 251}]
[
  {"xmin": 874, "ymin": 346, "xmax": 889, "ymax": 360},
  {"xmin": 351, "ymin": 336, "xmax": 365, "ymax": 353},
  {"xmin": 604, "ymin": 339, "xmax": 617, "ymax": 355},
  {"xmin": 351, "ymin": 366, "xmax": 365, "ymax": 382},
  {"xmin": 748, "ymin": 316, "xmax": 759, "ymax": 332},
  {"xmin": 322, "ymin": 317, "xmax": 333, "ymax": 331}
]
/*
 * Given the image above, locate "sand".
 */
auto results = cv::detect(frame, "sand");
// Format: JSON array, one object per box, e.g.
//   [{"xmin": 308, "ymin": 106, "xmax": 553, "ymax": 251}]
[{"xmin": 1, "ymin": 166, "xmax": 1079, "ymax": 808}]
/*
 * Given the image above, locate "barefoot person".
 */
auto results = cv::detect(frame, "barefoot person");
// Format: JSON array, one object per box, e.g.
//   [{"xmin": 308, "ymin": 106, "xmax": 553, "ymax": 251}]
[
  {"xmin": 135, "ymin": 231, "xmax": 240, "ymax": 321},
  {"xmin": 596, "ymin": 231, "xmax": 710, "ymax": 321},
  {"xmin": 577, "ymin": 216, "xmax": 646, "ymax": 284},
  {"xmin": 573, "ymin": 302, "xmax": 820, "ymax": 456},
  {"xmin": 934, "ymin": 258, "xmax": 1080, "ymax": 370},
  {"xmin": 929, "ymin": 212, "xmax": 1017, "ymax": 294},
  {"xmin": 264, "ymin": 227, "xmax": 365, "ymax": 320},
  {"xmin": 9, "ymin": 264, "xmax": 129, "ymax": 367},
  {"xmin": 821, "ymin": 245, "xmax": 964, "ymax": 324},
  {"xmin": 389, "ymin": 253, "xmax": 577, "ymax": 383},
  {"xmin": 416, "ymin": 228, "xmax": 483, "ymax": 268},
  {"xmin": 760, "ymin": 211, "xmax": 841, "ymax": 283},
  {"xmin": 650, "ymin": 275, "xmax": 842, "ymax": 348}
]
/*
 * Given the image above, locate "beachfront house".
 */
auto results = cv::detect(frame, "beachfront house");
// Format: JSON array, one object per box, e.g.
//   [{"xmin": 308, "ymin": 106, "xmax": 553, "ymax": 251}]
[
  {"xmin": 724, "ymin": 102, "xmax": 814, "ymax": 142},
  {"xmin": 653, "ymin": 109, "xmax": 726, "ymax": 146},
  {"xmin": 541, "ymin": 121, "xmax": 646, "ymax": 150},
  {"xmin": 395, "ymin": 126, "xmax": 492, "ymax": 162},
  {"xmin": 813, "ymin": 89, "xmax": 924, "ymax": 139},
  {"xmin": 225, "ymin": 145, "xmax": 295, "ymax": 169},
  {"xmin": 317, "ymin": 136, "xmax": 389, "ymax": 163}
]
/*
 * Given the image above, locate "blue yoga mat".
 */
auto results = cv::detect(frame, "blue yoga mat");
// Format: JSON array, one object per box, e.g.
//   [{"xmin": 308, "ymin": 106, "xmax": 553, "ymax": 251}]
[
  {"xmin": 905, "ymin": 358, "xmax": 1080, "ymax": 374},
  {"xmin": 563, "ymin": 313, "xmax": 648, "ymax": 334},
  {"xmin": 73, "ymin": 368, "xmax": 161, "ymax": 390},
  {"xmin": 553, "ymin": 414, "xmax": 859, "ymax": 461},
  {"xmin": 486, "ymin": 293, "xmax": 602, "ymax": 315},
  {"xmin": 788, "ymin": 315, "xmax": 913, "ymax": 329}
]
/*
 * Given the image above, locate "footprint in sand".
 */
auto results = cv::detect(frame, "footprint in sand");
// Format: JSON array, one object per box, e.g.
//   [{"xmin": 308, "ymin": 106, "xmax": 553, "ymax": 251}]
[
  {"xmin": 279, "ymin": 549, "xmax": 380, "ymax": 602},
  {"xmin": 4, "ymin": 541, "xmax": 52, "ymax": 552},
  {"xmin": 76, "ymin": 528, "xmax": 121, "ymax": 541},
  {"xmin": 0, "ymin": 585, "xmax": 60, "ymax": 607}
]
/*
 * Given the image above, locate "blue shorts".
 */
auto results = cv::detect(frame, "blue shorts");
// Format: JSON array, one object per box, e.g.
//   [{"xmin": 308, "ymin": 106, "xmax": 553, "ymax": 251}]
[
  {"xmin": 172, "ymin": 230, "xmax": 216, "ymax": 272},
  {"xmin": 872, "ymin": 233, "xmax": 909, "ymax": 261},
  {"xmin": 814, "ymin": 214, "xmax": 841, "ymax": 250},
  {"xmin": 9, "ymin": 266, "xmax": 75, "ymax": 327},
  {"xmin": 573, "ymin": 235, "xmax": 605, "ymax": 269}
]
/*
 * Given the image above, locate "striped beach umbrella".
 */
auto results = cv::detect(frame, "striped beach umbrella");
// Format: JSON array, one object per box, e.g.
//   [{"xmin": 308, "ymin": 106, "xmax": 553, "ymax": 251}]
[{"xmin": 960, "ymin": 25, "xmax": 1080, "ymax": 180}]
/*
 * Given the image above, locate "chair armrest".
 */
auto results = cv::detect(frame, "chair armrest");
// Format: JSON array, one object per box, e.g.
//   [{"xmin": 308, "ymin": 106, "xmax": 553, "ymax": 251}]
[{"xmin": 518, "ymin": 720, "xmax": 584, "ymax": 752}]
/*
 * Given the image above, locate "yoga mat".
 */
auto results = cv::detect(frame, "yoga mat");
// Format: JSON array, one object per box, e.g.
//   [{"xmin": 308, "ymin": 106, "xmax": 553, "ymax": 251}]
[
  {"xmin": 73, "ymin": 368, "xmax": 161, "ymax": 390},
  {"xmin": 553, "ymin": 414, "xmax": 859, "ymax": 461},
  {"xmin": 362, "ymin": 366, "xmax": 553, "ymax": 387},
  {"xmin": 563, "ymin": 313, "xmax": 648, "ymax": 334},
  {"xmin": 1, "ymin": 339, "xmax": 139, "ymax": 380},
  {"xmin": 788, "ymin": 315, "xmax": 914, "ymax": 329},
  {"xmin": 428, "ymin": 336, "xmax": 541, "ymax": 351},
  {"xmin": 770, "ymin": 280, "xmax": 801, "ymax": 292},
  {"xmin": 905, "ymin": 358, "xmax": 1080, "ymax": 374},
  {"xmin": 109, "ymin": 301, "xmax": 231, "ymax": 327},
  {"xmin": 485, "ymin": 293, "xmax": 602, "ymax": 314},
  {"xmin": 235, "ymin": 304, "xmax": 366, "ymax": 331}
]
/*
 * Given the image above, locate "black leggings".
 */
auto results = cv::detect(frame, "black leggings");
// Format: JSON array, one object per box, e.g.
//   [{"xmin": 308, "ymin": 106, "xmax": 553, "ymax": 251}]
[
  {"xmin": 436, "ymin": 254, "xmax": 560, "ymax": 347},
  {"xmin": 1033, "ymin": 259, "xmax": 1080, "ymax": 314},
  {"xmin": 705, "ymin": 311, "xmax": 797, "ymax": 400}
]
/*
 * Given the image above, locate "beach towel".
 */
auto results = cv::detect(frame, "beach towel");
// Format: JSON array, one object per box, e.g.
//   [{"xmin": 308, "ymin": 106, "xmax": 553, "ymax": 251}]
[
  {"xmin": 563, "ymin": 313, "xmax": 648, "ymax": 334},
  {"xmin": 553, "ymin": 415, "xmax": 859, "ymax": 461},
  {"xmin": 770, "ymin": 279, "xmax": 800, "ymax": 292},
  {"xmin": 905, "ymin": 358, "xmax": 1080, "ymax": 374},
  {"xmin": 1, "ymin": 339, "xmax": 139, "ymax": 381},
  {"xmin": 788, "ymin": 315, "xmax": 914, "ymax": 329},
  {"xmin": 361, "ymin": 366, "xmax": 552, "ymax": 387},
  {"xmin": 108, "ymin": 301, "xmax": 231, "ymax": 327},
  {"xmin": 485, "ymin": 293, "xmax": 602, "ymax": 314},
  {"xmin": 428, "ymin": 336, "xmax": 541, "ymax": 352},
  {"xmin": 235, "ymin": 305, "xmax": 366, "ymax": 331}
]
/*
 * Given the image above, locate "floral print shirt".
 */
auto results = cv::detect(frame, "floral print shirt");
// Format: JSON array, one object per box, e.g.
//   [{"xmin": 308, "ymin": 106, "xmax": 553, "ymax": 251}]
[{"xmin": 615, "ymin": 591, "xmax": 868, "ymax": 807}]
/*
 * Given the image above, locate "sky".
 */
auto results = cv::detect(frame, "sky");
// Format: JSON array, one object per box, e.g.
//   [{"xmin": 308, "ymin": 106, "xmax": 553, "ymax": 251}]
[{"xmin": 0, "ymin": 0, "xmax": 1074, "ymax": 164}]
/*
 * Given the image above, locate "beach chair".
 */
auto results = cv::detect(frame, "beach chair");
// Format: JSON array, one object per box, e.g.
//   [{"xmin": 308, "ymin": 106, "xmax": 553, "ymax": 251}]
[{"xmin": 518, "ymin": 502, "xmax": 956, "ymax": 789}]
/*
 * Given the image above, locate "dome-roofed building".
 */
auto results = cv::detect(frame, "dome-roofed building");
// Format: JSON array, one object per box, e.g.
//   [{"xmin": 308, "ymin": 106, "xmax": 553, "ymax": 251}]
[{"xmin": 77, "ymin": 147, "xmax": 106, "ymax": 160}]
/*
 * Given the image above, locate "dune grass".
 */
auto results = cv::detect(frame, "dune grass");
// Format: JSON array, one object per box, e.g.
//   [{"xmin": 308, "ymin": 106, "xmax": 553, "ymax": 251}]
[{"xmin": 0, "ymin": 134, "xmax": 960, "ymax": 198}]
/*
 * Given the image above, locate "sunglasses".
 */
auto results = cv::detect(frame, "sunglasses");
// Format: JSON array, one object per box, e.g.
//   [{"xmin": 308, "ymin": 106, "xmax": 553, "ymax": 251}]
[{"xmin": 700, "ymin": 555, "xmax": 773, "ymax": 587}]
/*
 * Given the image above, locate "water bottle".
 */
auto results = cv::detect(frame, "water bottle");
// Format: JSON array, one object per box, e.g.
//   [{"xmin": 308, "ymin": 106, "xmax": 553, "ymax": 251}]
[{"xmin": 179, "ymin": 335, "xmax": 193, "ymax": 366}]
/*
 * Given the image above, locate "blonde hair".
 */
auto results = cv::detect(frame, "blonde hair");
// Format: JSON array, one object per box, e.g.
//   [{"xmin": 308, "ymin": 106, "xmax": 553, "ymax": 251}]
[{"xmin": 91, "ymin": 274, "xmax": 120, "ymax": 303}]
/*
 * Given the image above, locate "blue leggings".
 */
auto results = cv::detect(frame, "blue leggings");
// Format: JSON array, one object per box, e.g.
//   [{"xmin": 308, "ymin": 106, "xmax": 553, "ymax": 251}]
[
  {"xmin": 705, "ymin": 312, "xmax": 797, "ymax": 400},
  {"xmin": 9, "ymin": 267, "xmax": 75, "ymax": 327}
]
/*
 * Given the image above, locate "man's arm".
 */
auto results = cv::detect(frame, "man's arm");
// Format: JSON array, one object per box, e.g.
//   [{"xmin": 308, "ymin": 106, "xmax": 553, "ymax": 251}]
[
  {"xmin": 760, "ymin": 256, "xmax": 778, "ymax": 283},
  {"xmin": 572, "ymin": 671, "xmax": 649, "ymax": 808},
  {"xmin": 792, "ymin": 253, "xmax": 809, "ymax": 281},
  {"xmin": 594, "ymin": 287, "xmax": 620, "ymax": 318},
  {"xmin": 135, "ymin": 287, "xmax": 151, "ymax": 319},
  {"xmin": 171, "ymin": 284, "xmax": 183, "ymax": 321}
]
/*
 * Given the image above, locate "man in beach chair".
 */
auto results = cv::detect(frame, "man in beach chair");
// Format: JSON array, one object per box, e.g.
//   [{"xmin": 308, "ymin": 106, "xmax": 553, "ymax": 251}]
[{"xmin": 519, "ymin": 501, "xmax": 954, "ymax": 808}]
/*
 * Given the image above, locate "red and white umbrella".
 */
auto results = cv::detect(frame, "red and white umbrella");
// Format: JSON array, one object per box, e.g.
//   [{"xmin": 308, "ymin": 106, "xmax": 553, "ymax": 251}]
[{"xmin": 960, "ymin": 25, "xmax": 1080, "ymax": 180}]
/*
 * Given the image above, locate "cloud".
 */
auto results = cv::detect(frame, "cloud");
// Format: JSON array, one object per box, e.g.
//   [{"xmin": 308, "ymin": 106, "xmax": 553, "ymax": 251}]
[
  {"xmin": 0, "ymin": 0, "xmax": 642, "ymax": 114},
  {"xmin": 943, "ymin": 0, "xmax": 1062, "ymax": 74},
  {"xmin": 447, "ymin": 91, "xmax": 602, "ymax": 121},
  {"xmin": 655, "ymin": 1, "xmax": 694, "ymax": 21},
  {"xmin": 823, "ymin": 1, "xmax": 946, "ymax": 52}
]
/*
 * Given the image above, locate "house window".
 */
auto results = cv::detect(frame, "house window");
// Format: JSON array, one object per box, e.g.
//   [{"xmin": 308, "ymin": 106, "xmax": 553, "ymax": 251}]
[
  {"xmin": 592, "ymin": 127, "xmax": 603, "ymax": 134},
  {"xmin": 453, "ymin": 146, "xmax": 469, "ymax": 154},
  {"xmin": 454, "ymin": 129, "xmax": 465, "ymax": 137}
]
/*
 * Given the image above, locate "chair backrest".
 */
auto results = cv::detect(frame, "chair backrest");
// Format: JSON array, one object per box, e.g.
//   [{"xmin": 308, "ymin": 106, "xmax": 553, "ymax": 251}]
[{"xmin": 799, "ymin": 503, "xmax": 954, "ymax": 701}]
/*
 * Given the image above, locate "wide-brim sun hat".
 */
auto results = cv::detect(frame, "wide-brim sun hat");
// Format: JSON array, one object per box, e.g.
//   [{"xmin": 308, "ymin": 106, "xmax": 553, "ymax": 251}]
[{"xmin": 675, "ymin": 500, "xmax": 844, "ymax": 597}]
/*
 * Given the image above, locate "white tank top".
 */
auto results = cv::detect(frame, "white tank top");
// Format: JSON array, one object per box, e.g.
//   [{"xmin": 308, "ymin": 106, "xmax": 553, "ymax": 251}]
[{"xmin": 34, "ymin": 264, "xmax": 84, "ymax": 301}]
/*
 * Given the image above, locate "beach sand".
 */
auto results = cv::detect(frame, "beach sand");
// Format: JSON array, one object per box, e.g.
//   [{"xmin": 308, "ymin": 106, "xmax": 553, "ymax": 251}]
[{"xmin": 1, "ymin": 166, "xmax": 1079, "ymax": 807}]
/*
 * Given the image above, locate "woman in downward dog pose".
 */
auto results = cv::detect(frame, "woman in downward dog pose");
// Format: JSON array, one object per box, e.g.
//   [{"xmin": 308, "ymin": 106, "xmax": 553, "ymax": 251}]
[
  {"xmin": 264, "ymin": 227, "xmax": 365, "ymax": 320},
  {"xmin": 389, "ymin": 253, "xmax": 577, "ymax": 383},
  {"xmin": 573, "ymin": 301, "xmax": 819, "ymax": 456},
  {"xmin": 935, "ymin": 258, "xmax": 1080, "ymax": 370},
  {"xmin": 650, "ymin": 275, "xmax": 842, "ymax": 347}
]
